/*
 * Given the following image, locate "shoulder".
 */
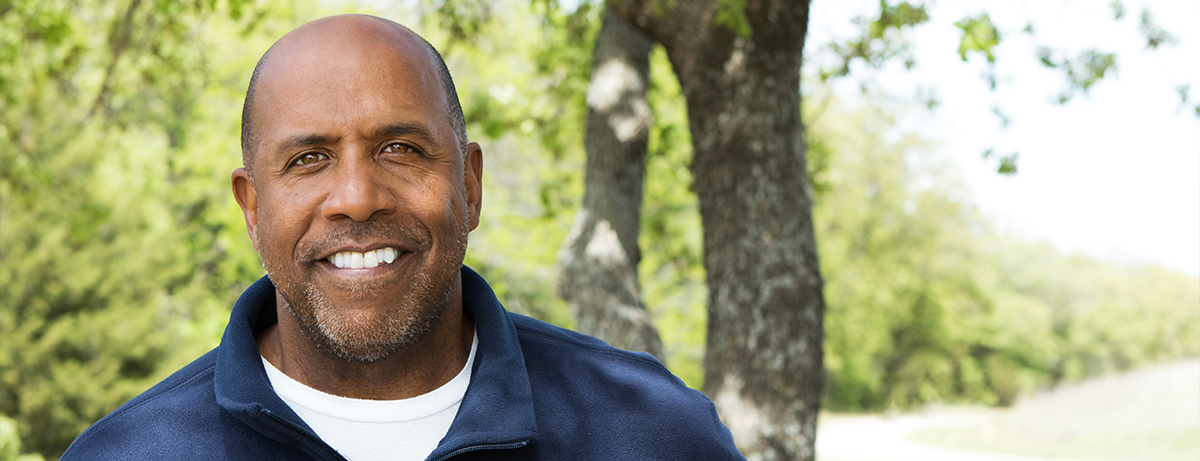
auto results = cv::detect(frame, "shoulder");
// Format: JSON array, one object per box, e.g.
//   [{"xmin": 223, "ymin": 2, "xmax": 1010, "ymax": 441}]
[
  {"xmin": 509, "ymin": 313, "xmax": 681, "ymax": 396},
  {"xmin": 508, "ymin": 313, "xmax": 691, "ymax": 402},
  {"xmin": 61, "ymin": 349, "xmax": 231, "ymax": 459},
  {"xmin": 508, "ymin": 313, "xmax": 743, "ymax": 459},
  {"xmin": 509, "ymin": 313, "xmax": 664, "ymax": 370}
]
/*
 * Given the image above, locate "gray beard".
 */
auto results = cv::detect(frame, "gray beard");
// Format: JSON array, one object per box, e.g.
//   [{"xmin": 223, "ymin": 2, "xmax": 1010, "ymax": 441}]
[
  {"xmin": 260, "ymin": 202, "xmax": 471, "ymax": 363},
  {"xmin": 280, "ymin": 271, "xmax": 455, "ymax": 362}
]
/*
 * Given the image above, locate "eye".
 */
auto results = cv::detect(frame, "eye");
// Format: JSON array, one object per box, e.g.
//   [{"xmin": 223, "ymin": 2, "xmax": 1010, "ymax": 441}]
[
  {"xmin": 292, "ymin": 152, "xmax": 328, "ymax": 167},
  {"xmin": 382, "ymin": 143, "xmax": 415, "ymax": 155}
]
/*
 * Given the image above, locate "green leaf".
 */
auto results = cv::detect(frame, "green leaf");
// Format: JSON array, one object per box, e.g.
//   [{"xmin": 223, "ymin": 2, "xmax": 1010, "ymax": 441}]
[
  {"xmin": 1045, "ymin": 48, "xmax": 1117, "ymax": 103},
  {"xmin": 1069, "ymin": 49, "xmax": 1117, "ymax": 93},
  {"xmin": 1036, "ymin": 46, "xmax": 1057, "ymax": 68},
  {"xmin": 818, "ymin": 1, "xmax": 929, "ymax": 82},
  {"xmin": 1138, "ymin": 8, "xmax": 1177, "ymax": 49},
  {"xmin": 871, "ymin": 0, "xmax": 930, "ymax": 39},
  {"xmin": 955, "ymin": 13, "xmax": 1000, "ymax": 63},
  {"xmin": 997, "ymin": 153, "xmax": 1018, "ymax": 175},
  {"xmin": 1109, "ymin": 0, "xmax": 1125, "ymax": 20}
]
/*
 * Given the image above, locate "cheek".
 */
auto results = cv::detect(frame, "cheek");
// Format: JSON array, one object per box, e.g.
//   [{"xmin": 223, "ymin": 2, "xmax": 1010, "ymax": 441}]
[
  {"xmin": 400, "ymin": 174, "xmax": 464, "ymax": 218},
  {"xmin": 434, "ymin": 184, "xmax": 470, "ymax": 227},
  {"xmin": 256, "ymin": 191, "xmax": 314, "ymax": 252}
]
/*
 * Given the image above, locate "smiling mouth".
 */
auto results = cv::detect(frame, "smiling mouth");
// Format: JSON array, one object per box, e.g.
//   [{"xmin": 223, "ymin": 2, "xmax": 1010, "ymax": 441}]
[{"xmin": 327, "ymin": 247, "xmax": 400, "ymax": 269}]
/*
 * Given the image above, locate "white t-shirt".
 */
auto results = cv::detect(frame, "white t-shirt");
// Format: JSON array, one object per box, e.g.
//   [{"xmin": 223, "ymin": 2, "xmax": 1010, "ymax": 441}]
[{"xmin": 262, "ymin": 333, "xmax": 478, "ymax": 461}]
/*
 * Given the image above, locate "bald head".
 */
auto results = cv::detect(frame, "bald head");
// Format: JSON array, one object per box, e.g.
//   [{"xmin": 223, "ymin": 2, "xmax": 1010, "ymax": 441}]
[{"xmin": 240, "ymin": 15, "xmax": 466, "ymax": 173}]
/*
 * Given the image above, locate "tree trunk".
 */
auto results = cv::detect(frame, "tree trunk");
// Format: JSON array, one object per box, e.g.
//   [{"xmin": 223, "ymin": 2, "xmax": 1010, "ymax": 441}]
[
  {"xmin": 556, "ymin": 7, "xmax": 662, "ymax": 358},
  {"xmin": 611, "ymin": 1, "xmax": 826, "ymax": 459}
]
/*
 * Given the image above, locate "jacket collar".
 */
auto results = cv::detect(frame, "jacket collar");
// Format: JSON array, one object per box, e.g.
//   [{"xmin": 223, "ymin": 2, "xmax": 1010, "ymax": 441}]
[
  {"xmin": 213, "ymin": 267, "xmax": 538, "ymax": 459},
  {"xmin": 430, "ymin": 267, "xmax": 538, "ymax": 459}
]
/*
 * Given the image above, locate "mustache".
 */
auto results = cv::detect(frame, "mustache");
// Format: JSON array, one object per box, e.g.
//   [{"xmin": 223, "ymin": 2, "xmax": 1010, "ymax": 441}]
[{"xmin": 295, "ymin": 218, "xmax": 431, "ymax": 263}]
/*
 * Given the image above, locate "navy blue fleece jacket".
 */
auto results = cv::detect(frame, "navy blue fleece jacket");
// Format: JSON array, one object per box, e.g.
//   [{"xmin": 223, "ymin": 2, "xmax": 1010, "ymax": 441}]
[{"xmin": 62, "ymin": 267, "xmax": 744, "ymax": 460}]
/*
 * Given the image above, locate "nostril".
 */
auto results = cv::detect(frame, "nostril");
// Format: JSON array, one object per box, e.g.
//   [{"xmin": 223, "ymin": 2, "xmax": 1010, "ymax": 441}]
[{"xmin": 323, "ymin": 176, "xmax": 395, "ymax": 222}]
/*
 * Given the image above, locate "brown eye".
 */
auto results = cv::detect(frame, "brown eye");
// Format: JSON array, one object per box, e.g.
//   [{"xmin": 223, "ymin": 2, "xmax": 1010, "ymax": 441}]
[
  {"xmin": 293, "ymin": 152, "xmax": 327, "ymax": 166},
  {"xmin": 382, "ymin": 143, "xmax": 413, "ymax": 155}
]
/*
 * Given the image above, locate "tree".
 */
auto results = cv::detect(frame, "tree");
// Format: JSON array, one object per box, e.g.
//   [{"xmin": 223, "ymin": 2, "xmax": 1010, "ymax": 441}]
[
  {"xmin": 0, "ymin": 1, "xmax": 266, "ymax": 457},
  {"xmin": 436, "ymin": 2, "xmax": 824, "ymax": 456},
  {"xmin": 596, "ymin": 1, "xmax": 825, "ymax": 459},
  {"xmin": 556, "ymin": 8, "xmax": 662, "ymax": 357},
  {"xmin": 552, "ymin": 1, "xmax": 1187, "ymax": 457}
]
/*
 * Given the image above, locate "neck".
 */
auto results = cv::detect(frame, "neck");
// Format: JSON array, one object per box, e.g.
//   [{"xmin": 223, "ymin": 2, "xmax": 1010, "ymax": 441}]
[{"xmin": 257, "ymin": 281, "xmax": 475, "ymax": 400}]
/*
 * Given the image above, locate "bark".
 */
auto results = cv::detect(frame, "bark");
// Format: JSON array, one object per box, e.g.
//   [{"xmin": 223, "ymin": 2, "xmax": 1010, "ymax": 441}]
[
  {"xmin": 556, "ymin": 8, "xmax": 662, "ymax": 358},
  {"xmin": 610, "ymin": 1, "xmax": 826, "ymax": 459}
]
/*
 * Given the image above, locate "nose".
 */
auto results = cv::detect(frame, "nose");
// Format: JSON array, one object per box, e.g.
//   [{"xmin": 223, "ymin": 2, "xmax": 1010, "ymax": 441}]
[{"xmin": 321, "ymin": 156, "xmax": 395, "ymax": 222}]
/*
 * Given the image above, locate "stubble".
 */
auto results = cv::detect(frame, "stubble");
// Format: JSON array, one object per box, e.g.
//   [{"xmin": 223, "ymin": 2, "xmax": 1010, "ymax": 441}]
[{"xmin": 264, "ymin": 211, "xmax": 469, "ymax": 363}]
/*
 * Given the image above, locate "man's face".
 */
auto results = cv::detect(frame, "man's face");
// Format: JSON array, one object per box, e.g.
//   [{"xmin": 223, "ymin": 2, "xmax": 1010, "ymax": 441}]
[{"xmin": 232, "ymin": 21, "xmax": 482, "ymax": 362}]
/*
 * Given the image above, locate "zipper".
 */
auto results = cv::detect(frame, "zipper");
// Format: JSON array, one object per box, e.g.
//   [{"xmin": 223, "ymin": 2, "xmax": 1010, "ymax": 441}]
[
  {"xmin": 260, "ymin": 407, "xmax": 348, "ymax": 461},
  {"xmin": 430, "ymin": 440, "xmax": 529, "ymax": 461}
]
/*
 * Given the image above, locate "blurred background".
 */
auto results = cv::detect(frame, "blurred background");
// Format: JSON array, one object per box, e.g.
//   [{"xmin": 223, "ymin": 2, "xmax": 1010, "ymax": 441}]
[{"xmin": 0, "ymin": 0, "xmax": 1196, "ymax": 460}]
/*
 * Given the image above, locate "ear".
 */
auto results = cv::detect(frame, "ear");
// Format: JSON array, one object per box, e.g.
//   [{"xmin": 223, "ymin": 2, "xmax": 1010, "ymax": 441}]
[
  {"xmin": 231, "ymin": 167, "xmax": 260, "ymax": 252},
  {"xmin": 464, "ymin": 142, "xmax": 483, "ymax": 231}
]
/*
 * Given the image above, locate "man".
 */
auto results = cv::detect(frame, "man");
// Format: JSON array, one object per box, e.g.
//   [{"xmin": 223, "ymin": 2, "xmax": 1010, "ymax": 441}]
[{"xmin": 62, "ymin": 14, "xmax": 743, "ymax": 461}]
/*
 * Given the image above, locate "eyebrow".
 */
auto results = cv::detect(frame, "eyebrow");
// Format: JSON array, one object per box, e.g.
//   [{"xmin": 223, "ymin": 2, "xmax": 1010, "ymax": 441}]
[
  {"xmin": 275, "ymin": 133, "xmax": 336, "ymax": 156},
  {"xmin": 373, "ymin": 122, "xmax": 439, "ymax": 147},
  {"xmin": 272, "ymin": 122, "xmax": 441, "ymax": 158}
]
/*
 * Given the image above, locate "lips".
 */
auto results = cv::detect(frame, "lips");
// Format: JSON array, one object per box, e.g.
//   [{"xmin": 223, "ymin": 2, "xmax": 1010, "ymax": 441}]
[
  {"xmin": 298, "ymin": 219, "xmax": 431, "ymax": 273},
  {"xmin": 326, "ymin": 247, "xmax": 399, "ymax": 269}
]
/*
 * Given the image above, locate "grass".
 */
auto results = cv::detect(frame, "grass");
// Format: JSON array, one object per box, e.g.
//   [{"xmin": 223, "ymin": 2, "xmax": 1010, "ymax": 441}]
[{"xmin": 908, "ymin": 359, "xmax": 1200, "ymax": 460}]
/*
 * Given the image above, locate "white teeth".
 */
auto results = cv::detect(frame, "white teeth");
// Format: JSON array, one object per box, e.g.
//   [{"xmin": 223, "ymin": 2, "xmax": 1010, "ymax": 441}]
[
  {"xmin": 327, "ymin": 247, "xmax": 400, "ymax": 269},
  {"xmin": 364, "ymin": 251, "xmax": 378, "ymax": 268}
]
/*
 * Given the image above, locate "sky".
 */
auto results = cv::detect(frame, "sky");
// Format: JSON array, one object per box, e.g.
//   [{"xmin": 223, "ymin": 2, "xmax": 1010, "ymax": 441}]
[{"xmin": 807, "ymin": 0, "xmax": 1200, "ymax": 276}]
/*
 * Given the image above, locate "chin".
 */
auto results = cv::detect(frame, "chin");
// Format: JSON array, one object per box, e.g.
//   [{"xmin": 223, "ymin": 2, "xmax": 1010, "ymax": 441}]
[{"xmin": 289, "ymin": 271, "xmax": 453, "ymax": 363}]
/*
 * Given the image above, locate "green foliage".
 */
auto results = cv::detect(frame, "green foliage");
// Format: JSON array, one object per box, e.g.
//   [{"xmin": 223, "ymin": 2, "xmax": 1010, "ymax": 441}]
[
  {"xmin": 0, "ymin": 0, "xmax": 279, "ymax": 457},
  {"xmin": 982, "ymin": 148, "xmax": 1019, "ymax": 175},
  {"xmin": 715, "ymin": 0, "xmax": 751, "ymax": 39},
  {"xmin": 810, "ymin": 99, "xmax": 996, "ymax": 409},
  {"xmin": 639, "ymin": 45, "xmax": 706, "ymax": 389},
  {"xmin": 1137, "ymin": 7, "xmax": 1177, "ymax": 49},
  {"xmin": 434, "ymin": 2, "xmax": 709, "ymax": 388},
  {"xmin": 422, "ymin": 0, "xmax": 600, "ymax": 329},
  {"xmin": 438, "ymin": 0, "xmax": 595, "ymax": 218},
  {"xmin": 430, "ymin": 0, "xmax": 1196, "ymax": 416},
  {"xmin": 809, "ymin": 93, "xmax": 1200, "ymax": 411},
  {"xmin": 955, "ymin": 13, "xmax": 1000, "ymax": 63},
  {"xmin": 1036, "ymin": 47, "xmax": 1118, "ymax": 103},
  {"xmin": 821, "ymin": 1, "xmax": 930, "ymax": 81},
  {"xmin": 1178, "ymin": 84, "xmax": 1200, "ymax": 118},
  {"xmin": 1109, "ymin": 0, "xmax": 1126, "ymax": 20},
  {"xmin": 430, "ymin": 0, "xmax": 493, "ymax": 47},
  {"xmin": 0, "ymin": 415, "xmax": 45, "ymax": 461},
  {"xmin": 870, "ymin": 0, "xmax": 930, "ymax": 39}
]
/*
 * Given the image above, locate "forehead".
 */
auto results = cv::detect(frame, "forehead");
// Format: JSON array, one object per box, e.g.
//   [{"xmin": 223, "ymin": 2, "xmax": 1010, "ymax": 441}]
[{"xmin": 253, "ymin": 19, "xmax": 449, "ymax": 148}]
